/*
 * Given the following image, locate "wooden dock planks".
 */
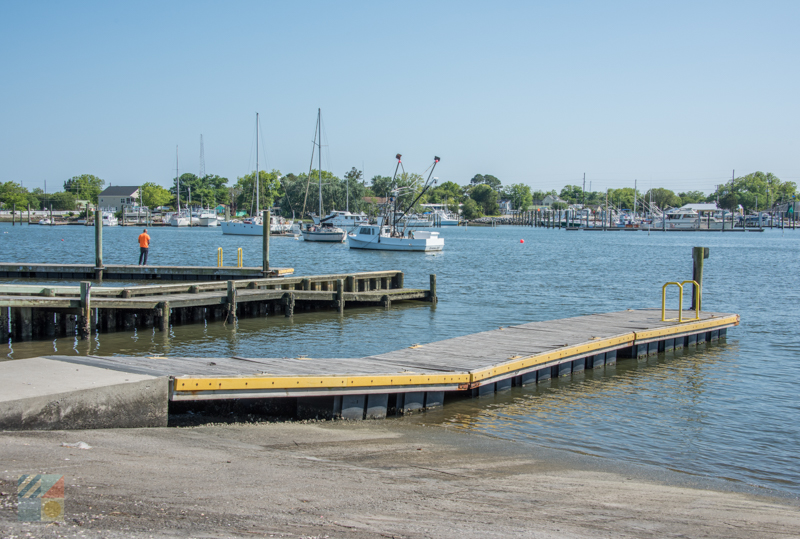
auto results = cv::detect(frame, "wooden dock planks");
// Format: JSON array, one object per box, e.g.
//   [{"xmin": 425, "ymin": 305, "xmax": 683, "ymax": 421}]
[{"xmin": 45, "ymin": 308, "xmax": 739, "ymax": 401}]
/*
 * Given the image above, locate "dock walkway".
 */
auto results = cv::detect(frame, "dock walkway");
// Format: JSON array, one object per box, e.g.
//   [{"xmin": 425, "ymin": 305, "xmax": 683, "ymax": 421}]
[{"xmin": 8, "ymin": 307, "xmax": 738, "ymax": 426}]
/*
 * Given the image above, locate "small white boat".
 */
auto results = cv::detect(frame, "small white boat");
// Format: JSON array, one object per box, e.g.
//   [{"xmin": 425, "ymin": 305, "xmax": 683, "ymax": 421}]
[
  {"xmin": 194, "ymin": 209, "xmax": 219, "ymax": 227},
  {"xmin": 399, "ymin": 213, "xmax": 433, "ymax": 227},
  {"xmin": 38, "ymin": 218, "xmax": 51, "ymax": 225},
  {"xmin": 102, "ymin": 212, "xmax": 119, "ymax": 226},
  {"xmin": 312, "ymin": 210, "xmax": 369, "ymax": 229},
  {"xmin": 302, "ymin": 222, "xmax": 346, "ymax": 242},
  {"xmin": 166, "ymin": 211, "xmax": 190, "ymax": 227},
  {"xmin": 348, "ymin": 220, "xmax": 443, "ymax": 252},
  {"xmin": 653, "ymin": 208, "xmax": 726, "ymax": 230}
]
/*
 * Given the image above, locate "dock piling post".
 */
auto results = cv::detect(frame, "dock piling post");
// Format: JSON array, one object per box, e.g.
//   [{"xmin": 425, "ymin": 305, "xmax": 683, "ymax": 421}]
[
  {"xmin": 226, "ymin": 280, "xmax": 237, "ymax": 324},
  {"xmin": 283, "ymin": 292, "xmax": 295, "ymax": 317},
  {"xmin": 262, "ymin": 209, "xmax": 270, "ymax": 274},
  {"xmin": 94, "ymin": 209, "xmax": 103, "ymax": 281},
  {"xmin": 336, "ymin": 279, "xmax": 344, "ymax": 314},
  {"xmin": 394, "ymin": 272, "xmax": 404, "ymax": 289},
  {"xmin": 49, "ymin": 204, "xmax": 53, "ymax": 226},
  {"xmin": 27, "ymin": 204, "xmax": 30, "ymax": 225},
  {"xmin": 12, "ymin": 203, "xmax": 15, "ymax": 226},
  {"xmin": 429, "ymin": 274, "xmax": 437, "ymax": 303},
  {"xmin": 158, "ymin": 302, "xmax": 170, "ymax": 332},
  {"xmin": 79, "ymin": 281, "xmax": 92, "ymax": 339},
  {"xmin": 692, "ymin": 247, "xmax": 708, "ymax": 311},
  {"xmin": 346, "ymin": 275, "xmax": 355, "ymax": 292}
]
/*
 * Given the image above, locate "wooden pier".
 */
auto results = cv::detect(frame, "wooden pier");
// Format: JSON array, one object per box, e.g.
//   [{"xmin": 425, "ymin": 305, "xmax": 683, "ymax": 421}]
[
  {"xmin": 0, "ymin": 270, "xmax": 435, "ymax": 342},
  {"xmin": 33, "ymin": 308, "xmax": 737, "ymax": 422},
  {"xmin": 0, "ymin": 263, "xmax": 293, "ymax": 281}
]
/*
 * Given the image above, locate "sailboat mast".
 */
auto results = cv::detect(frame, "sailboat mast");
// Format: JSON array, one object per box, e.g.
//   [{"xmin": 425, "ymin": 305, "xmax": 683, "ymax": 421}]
[
  {"xmin": 318, "ymin": 109, "xmax": 322, "ymax": 217},
  {"xmin": 256, "ymin": 113, "xmax": 259, "ymax": 216},
  {"xmin": 176, "ymin": 145, "xmax": 180, "ymax": 213}
]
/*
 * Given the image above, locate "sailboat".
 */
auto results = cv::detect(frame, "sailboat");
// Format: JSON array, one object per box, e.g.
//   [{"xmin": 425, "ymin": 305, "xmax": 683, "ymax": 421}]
[
  {"xmin": 222, "ymin": 114, "xmax": 293, "ymax": 236},
  {"xmin": 302, "ymin": 109, "xmax": 346, "ymax": 243},
  {"xmin": 347, "ymin": 155, "xmax": 444, "ymax": 252},
  {"xmin": 167, "ymin": 146, "xmax": 191, "ymax": 227}
]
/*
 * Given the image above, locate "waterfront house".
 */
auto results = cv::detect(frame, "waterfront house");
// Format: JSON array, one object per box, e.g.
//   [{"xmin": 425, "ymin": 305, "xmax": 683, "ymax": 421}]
[{"xmin": 98, "ymin": 186, "xmax": 140, "ymax": 212}]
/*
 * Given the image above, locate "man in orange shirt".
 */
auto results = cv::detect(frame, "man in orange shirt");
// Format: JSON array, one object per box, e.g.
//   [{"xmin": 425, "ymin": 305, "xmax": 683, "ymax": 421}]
[{"xmin": 138, "ymin": 228, "xmax": 151, "ymax": 266}]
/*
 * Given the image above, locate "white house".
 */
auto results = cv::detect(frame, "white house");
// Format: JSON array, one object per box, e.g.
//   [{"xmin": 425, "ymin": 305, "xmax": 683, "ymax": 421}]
[{"xmin": 98, "ymin": 186, "xmax": 139, "ymax": 212}]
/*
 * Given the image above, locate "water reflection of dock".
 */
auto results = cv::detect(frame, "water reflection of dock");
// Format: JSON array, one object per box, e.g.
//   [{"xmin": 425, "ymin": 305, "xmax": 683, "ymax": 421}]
[{"xmin": 0, "ymin": 308, "xmax": 737, "ymax": 429}]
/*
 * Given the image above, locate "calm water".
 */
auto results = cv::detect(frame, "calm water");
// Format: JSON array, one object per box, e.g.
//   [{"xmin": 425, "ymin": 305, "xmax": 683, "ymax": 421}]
[{"xmin": 2, "ymin": 222, "xmax": 799, "ymax": 495}]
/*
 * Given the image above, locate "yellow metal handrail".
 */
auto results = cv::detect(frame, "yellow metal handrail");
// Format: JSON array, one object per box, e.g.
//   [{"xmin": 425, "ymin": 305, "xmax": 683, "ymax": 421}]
[
  {"xmin": 681, "ymin": 280, "xmax": 701, "ymax": 321},
  {"xmin": 217, "ymin": 247, "xmax": 223, "ymax": 268},
  {"xmin": 237, "ymin": 248, "xmax": 243, "ymax": 268},
  {"xmin": 662, "ymin": 282, "xmax": 683, "ymax": 322},
  {"xmin": 662, "ymin": 280, "xmax": 702, "ymax": 322}
]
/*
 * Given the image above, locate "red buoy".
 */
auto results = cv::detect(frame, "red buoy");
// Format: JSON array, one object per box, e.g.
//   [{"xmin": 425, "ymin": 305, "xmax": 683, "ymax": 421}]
[{"xmin": 520, "ymin": 239, "xmax": 525, "ymax": 243}]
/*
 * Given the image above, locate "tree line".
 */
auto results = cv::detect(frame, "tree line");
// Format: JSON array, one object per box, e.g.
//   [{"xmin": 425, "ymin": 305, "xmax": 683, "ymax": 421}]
[{"xmin": 1, "ymin": 170, "xmax": 795, "ymax": 218}]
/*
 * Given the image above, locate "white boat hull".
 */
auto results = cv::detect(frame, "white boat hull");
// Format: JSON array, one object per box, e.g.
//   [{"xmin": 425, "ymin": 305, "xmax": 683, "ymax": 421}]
[
  {"xmin": 302, "ymin": 230, "xmax": 346, "ymax": 242},
  {"xmin": 170, "ymin": 217, "xmax": 190, "ymax": 227},
  {"xmin": 348, "ymin": 234, "xmax": 444, "ymax": 251},
  {"xmin": 198, "ymin": 217, "xmax": 218, "ymax": 227},
  {"xmin": 221, "ymin": 221, "xmax": 263, "ymax": 235}
]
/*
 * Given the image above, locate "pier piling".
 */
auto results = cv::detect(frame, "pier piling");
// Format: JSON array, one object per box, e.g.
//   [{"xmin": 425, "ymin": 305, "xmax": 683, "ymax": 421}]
[
  {"xmin": 692, "ymin": 247, "xmax": 708, "ymax": 311},
  {"xmin": 79, "ymin": 281, "xmax": 91, "ymax": 339},
  {"xmin": 94, "ymin": 209, "xmax": 103, "ymax": 281},
  {"xmin": 262, "ymin": 210, "xmax": 270, "ymax": 274}
]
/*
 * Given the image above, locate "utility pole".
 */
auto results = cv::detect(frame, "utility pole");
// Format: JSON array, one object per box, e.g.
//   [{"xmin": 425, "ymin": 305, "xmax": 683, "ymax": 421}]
[{"xmin": 582, "ymin": 173, "xmax": 586, "ymax": 207}]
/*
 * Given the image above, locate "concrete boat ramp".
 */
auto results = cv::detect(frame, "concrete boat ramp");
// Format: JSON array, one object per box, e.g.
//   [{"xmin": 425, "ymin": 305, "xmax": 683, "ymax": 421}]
[{"xmin": 0, "ymin": 308, "xmax": 738, "ymax": 430}]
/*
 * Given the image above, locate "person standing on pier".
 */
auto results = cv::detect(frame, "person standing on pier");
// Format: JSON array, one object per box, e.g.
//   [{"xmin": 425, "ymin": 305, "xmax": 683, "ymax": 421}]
[{"xmin": 138, "ymin": 228, "xmax": 151, "ymax": 266}]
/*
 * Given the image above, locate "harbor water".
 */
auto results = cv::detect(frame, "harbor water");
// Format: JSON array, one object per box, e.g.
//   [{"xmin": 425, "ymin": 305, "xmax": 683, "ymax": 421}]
[{"xmin": 1, "ymin": 223, "xmax": 799, "ymax": 496}]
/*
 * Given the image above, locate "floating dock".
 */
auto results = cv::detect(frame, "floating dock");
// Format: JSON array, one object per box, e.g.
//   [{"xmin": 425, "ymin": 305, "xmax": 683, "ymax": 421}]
[
  {"xmin": 0, "ymin": 270, "xmax": 433, "ymax": 341},
  {"xmin": 0, "ymin": 308, "xmax": 738, "ymax": 428}
]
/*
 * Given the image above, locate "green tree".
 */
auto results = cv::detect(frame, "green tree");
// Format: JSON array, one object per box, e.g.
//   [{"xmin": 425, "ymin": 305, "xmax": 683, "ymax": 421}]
[
  {"xmin": 470, "ymin": 184, "xmax": 500, "ymax": 215},
  {"xmin": 48, "ymin": 191, "xmax": 77, "ymax": 210},
  {"xmin": 141, "ymin": 182, "xmax": 173, "ymax": 209},
  {"xmin": 232, "ymin": 170, "xmax": 284, "ymax": 216},
  {"xmin": 709, "ymin": 172, "xmax": 796, "ymax": 212},
  {"xmin": 461, "ymin": 198, "xmax": 482, "ymax": 219},
  {"xmin": 502, "ymin": 184, "xmax": 533, "ymax": 210},
  {"xmin": 64, "ymin": 174, "xmax": 105, "ymax": 204},
  {"xmin": 0, "ymin": 182, "xmax": 30, "ymax": 208},
  {"xmin": 645, "ymin": 188, "xmax": 681, "ymax": 209},
  {"xmin": 678, "ymin": 191, "xmax": 706, "ymax": 205},
  {"xmin": 470, "ymin": 174, "xmax": 501, "ymax": 190},
  {"xmin": 559, "ymin": 185, "xmax": 584, "ymax": 204}
]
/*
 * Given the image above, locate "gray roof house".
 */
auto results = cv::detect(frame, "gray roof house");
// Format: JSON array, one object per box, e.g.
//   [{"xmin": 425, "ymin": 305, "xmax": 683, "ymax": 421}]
[{"xmin": 98, "ymin": 186, "xmax": 140, "ymax": 212}]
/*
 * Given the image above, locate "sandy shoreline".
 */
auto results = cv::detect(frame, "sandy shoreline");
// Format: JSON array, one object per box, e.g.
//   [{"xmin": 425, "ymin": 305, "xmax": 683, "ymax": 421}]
[{"xmin": 1, "ymin": 420, "xmax": 798, "ymax": 538}]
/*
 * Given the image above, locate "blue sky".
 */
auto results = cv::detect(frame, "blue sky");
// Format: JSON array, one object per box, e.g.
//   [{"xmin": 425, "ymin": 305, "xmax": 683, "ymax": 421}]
[{"xmin": 1, "ymin": 1, "xmax": 798, "ymax": 195}]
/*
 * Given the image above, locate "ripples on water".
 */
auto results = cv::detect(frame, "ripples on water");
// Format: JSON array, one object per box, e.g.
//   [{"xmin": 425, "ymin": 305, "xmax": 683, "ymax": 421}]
[{"xmin": 1, "ymin": 223, "xmax": 799, "ymax": 494}]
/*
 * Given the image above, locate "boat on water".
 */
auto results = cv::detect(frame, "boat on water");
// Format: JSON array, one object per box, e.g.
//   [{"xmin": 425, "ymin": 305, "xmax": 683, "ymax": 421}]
[
  {"xmin": 653, "ymin": 208, "xmax": 727, "ymax": 230},
  {"xmin": 222, "ymin": 113, "xmax": 294, "ymax": 236},
  {"xmin": 166, "ymin": 210, "xmax": 190, "ymax": 227},
  {"xmin": 302, "ymin": 109, "xmax": 346, "ymax": 243},
  {"xmin": 348, "ymin": 220, "xmax": 444, "ymax": 251},
  {"xmin": 38, "ymin": 218, "xmax": 51, "ymax": 225},
  {"xmin": 192, "ymin": 209, "xmax": 219, "ymax": 227},
  {"xmin": 398, "ymin": 213, "xmax": 433, "ymax": 227},
  {"xmin": 347, "ymin": 154, "xmax": 443, "ymax": 252},
  {"xmin": 311, "ymin": 210, "xmax": 369, "ymax": 229},
  {"xmin": 420, "ymin": 203, "xmax": 460, "ymax": 225},
  {"xmin": 303, "ymin": 222, "xmax": 346, "ymax": 242},
  {"xmin": 102, "ymin": 212, "xmax": 119, "ymax": 226}
]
